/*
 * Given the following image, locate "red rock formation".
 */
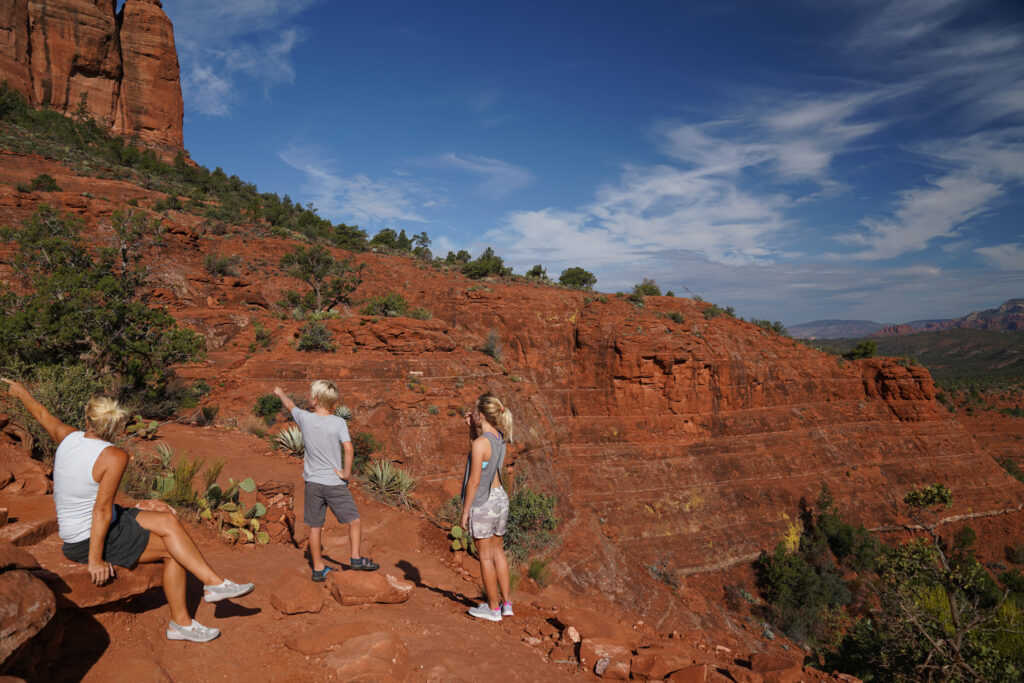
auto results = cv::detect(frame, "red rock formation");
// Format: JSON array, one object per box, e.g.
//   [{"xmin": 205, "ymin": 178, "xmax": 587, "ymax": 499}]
[
  {"xmin": 114, "ymin": 0, "xmax": 184, "ymax": 154},
  {"xmin": 0, "ymin": 0, "xmax": 183, "ymax": 156},
  {"xmin": 871, "ymin": 323, "xmax": 915, "ymax": 336}
]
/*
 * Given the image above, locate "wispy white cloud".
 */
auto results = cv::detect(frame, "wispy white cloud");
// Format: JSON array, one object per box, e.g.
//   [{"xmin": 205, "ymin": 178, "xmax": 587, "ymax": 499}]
[
  {"xmin": 423, "ymin": 153, "xmax": 532, "ymax": 199},
  {"xmin": 975, "ymin": 242, "xmax": 1024, "ymax": 270},
  {"xmin": 168, "ymin": 0, "xmax": 320, "ymax": 116},
  {"xmin": 837, "ymin": 173, "xmax": 1002, "ymax": 260},
  {"xmin": 279, "ymin": 145, "xmax": 432, "ymax": 225}
]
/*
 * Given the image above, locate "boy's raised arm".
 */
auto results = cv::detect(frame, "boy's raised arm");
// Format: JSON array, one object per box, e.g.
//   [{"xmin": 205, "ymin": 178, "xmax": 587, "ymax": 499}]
[{"xmin": 273, "ymin": 386, "xmax": 296, "ymax": 413}]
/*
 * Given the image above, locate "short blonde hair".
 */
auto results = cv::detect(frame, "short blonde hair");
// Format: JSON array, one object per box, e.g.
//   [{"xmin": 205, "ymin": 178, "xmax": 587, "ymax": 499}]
[
  {"xmin": 84, "ymin": 397, "xmax": 128, "ymax": 441},
  {"xmin": 311, "ymin": 380, "xmax": 339, "ymax": 410}
]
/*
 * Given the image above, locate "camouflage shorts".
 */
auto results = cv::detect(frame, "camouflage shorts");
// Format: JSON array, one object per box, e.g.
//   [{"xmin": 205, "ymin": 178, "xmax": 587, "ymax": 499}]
[{"xmin": 469, "ymin": 487, "xmax": 509, "ymax": 539}]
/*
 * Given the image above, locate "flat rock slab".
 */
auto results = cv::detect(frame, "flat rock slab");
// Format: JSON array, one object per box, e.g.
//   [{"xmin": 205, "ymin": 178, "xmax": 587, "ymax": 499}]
[
  {"xmin": 268, "ymin": 568, "xmax": 323, "ymax": 615},
  {"xmin": 581, "ymin": 638, "xmax": 632, "ymax": 680},
  {"xmin": 326, "ymin": 570, "xmax": 414, "ymax": 606},
  {"xmin": 0, "ymin": 570, "xmax": 55, "ymax": 667},
  {"xmin": 0, "ymin": 518, "xmax": 58, "ymax": 547},
  {"xmin": 323, "ymin": 631, "xmax": 410, "ymax": 682},
  {"xmin": 555, "ymin": 606, "xmax": 636, "ymax": 644},
  {"xmin": 284, "ymin": 621, "xmax": 375, "ymax": 655},
  {"xmin": 28, "ymin": 535, "xmax": 162, "ymax": 608}
]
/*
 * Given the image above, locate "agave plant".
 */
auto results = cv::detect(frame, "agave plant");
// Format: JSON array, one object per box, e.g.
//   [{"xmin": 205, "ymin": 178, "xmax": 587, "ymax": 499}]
[
  {"xmin": 274, "ymin": 425, "xmax": 304, "ymax": 456},
  {"xmin": 365, "ymin": 460, "xmax": 417, "ymax": 507},
  {"xmin": 335, "ymin": 404, "xmax": 353, "ymax": 420}
]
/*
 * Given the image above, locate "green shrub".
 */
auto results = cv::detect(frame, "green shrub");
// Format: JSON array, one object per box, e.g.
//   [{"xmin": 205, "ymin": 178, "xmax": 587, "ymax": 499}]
[
  {"xmin": 1007, "ymin": 542, "xmax": 1024, "ymax": 565},
  {"xmin": 17, "ymin": 173, "xmax": 61, "ymax": 192},
  {"xmin": 254, "ymin": 393, "xmax": 283, "ymax": 424},
  {"xmin": 251, "ymin": 322, "xmax": 272, "ymax": 351},
  {"xmin": 408, "ymin": 306, "xmax": 432, "ymax": 320},
  {"xmin": 667, "ymin": 311, "xmax": 685, "ymax": 324},
  {"xmin": 527, "ymin": 559, "xmax": 551, "ymax": 587},
  {"xmin": 481, "ymin": 329, "xmax": 502, "ymax": 361},
  {"xmin": 525, "ymin": 264, "xmax": 548, "ymax": 280},
  {"xmin": 5, "ymin": 364, "xmax": 107, "ymax": 460},
  {"xmin": 280, "ymin": 245, "xmax": 361, "ymax": 312},
  {"xmin": 437, "ymin": 496, "xmax": 461, "ymax": 526},
  {"xmin": 751, "ymin": 319, "xmax": 790, "ymax": 336},
  {"xmin": 203, "ymin": 252, "xmax": 241, "ymax": 277},
  {"xmin": 702, "ymin": 303, "xmax": 735, "ymax": 319},
  {"xmin": 558, "ymin": 266, "xmax": 597, "ymax": 290},
  {"xmin": 0, "ymin": 206, "xmax": 204, "ymax": 411},
  {"xmin": 633, "ymin": 278, "xmax": 661, "ymax": 296},
  {"xmin": 444, "ymin": 249, "xmax": 471, "ymax": 265},
  {"xmin": 844, "ymin": 340, "xmax": 877, "ymax": 360},
  {"xmin": 297, "ymin": 321, "xmax": 336, "ymax": 352},
  {"xmin": 361, "ymin": 293, "xmax": 407, "ymax": 317},
  {"xmin": 352, "ymin": 431, "xmax": 383, "ymax": 475},
  {"xmin": 504, "ymin": 474, "xmax": 559, "ymax": 563},
  {"xmin": 665, "ymin": 290, "xmax": 675, "ymax": 297},
  {"xmin": 461, "ymin": 247, "xmax": 511, "ymax": 279}
]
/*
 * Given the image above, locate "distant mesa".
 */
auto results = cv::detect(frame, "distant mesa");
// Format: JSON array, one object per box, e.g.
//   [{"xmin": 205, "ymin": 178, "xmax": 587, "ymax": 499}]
[
  {"xmin": 793, "ymin": 298, "xmax": 1024, "ymax": 339},
  {"xmin": 0, "ymin": 0, "xmax": 185, "ymax": 159}
]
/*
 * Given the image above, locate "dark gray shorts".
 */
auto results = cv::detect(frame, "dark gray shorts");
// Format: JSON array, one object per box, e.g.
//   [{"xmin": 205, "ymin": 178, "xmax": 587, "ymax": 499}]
[
  {"xmin": 304, "ymin": 481, "xmax": 360, "ymax": 527},
  {"xmin": 61, "ymin": 505, "xmax": 151, "ymax": 568}
]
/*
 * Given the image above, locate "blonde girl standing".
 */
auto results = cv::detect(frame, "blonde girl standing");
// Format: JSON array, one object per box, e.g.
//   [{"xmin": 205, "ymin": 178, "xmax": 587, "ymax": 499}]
[{"xmin": 460, "ymin": 392, "xmax": 514, "ymax": 621}]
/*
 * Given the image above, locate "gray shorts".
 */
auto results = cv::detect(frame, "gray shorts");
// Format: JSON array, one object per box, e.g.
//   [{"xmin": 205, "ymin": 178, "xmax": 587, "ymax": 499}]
[
  {"xmin": 469, "ymin": 487, "xmax": 509, "ymax": 539},
  {"xmin": 61, "ymin": 505, "xmax": 151, "ymax": 568},
  {"xmin": 304, "ymin": 481, "xmax": 360, "ymax": 527}
]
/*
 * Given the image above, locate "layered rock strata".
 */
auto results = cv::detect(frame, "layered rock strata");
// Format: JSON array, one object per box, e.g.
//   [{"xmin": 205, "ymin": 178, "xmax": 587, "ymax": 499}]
[{"xmin": 0, "ymin": 0, "xmax": 183, "ymax": 156}]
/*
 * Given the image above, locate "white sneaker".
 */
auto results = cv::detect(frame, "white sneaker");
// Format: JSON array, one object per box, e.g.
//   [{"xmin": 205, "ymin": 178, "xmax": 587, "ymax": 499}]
[
  {"xmin": 166, "ymin": 619, "xmax": 220, "ymax": 643},
  {"xmin": 468, "ymin": 603, "xmax": 502, "ymax": 622},
  {"xmin": 501, "ymin": 601, "xmax": 514, "ymax": 617},
  {"xmin": 203, "ymin": 579, "xmax": 255, "ymax": 603}
]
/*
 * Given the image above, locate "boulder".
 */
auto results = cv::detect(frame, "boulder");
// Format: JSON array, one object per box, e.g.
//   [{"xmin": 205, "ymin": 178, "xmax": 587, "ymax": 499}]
[
  {"xmin": 284, "ymin": 622, "xmax": 373, "ymax": 655},
  {"xmin": 326, "ymin": 571, "xmax": 414, "ymax": 606},
  {"xmin": 268, "ymin": 568, "xmax": 323, "ymax": 615},
  {"xmin": 554, "ymin": 607, "xmax": 633, "ymax": 641},
  {"xmin": 669, "ymin": 663, "xmax": 710, "ymax": 683},
  {"xmin": 749, "ymin": 653, "xmax": 803, "ymax": 683},
  {"xmin": 28, "ymin": 536, "xmax": 162, "ymax": 608},
  {"xmin": 632, "ymin": 644, "xmax": 699, "ymax": 679},
  {"xmin": 322, "ymin": 631, "xmax": 410, "ymax": 682},
  {"xmin": 0, "ymin": 570, "xmax": 55, "ymax": 667},
  {"xmin": 725, "ymin": 665, "xmax": 764, "ymax": 683},
  {"xmin": 580, "ymin": 638, "xmax": 632, "ymax": 680},
  {"xmin": 0, "ymin": 542, "xmax": 39, "ymax": 571}
]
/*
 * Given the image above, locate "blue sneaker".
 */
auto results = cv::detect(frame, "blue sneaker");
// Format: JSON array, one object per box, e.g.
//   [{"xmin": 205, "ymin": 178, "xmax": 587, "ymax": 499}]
[
  {"xmin": 349, "ymin": 557, "xmax": 380, "ymax": 571},
  {"xmin": 311, "ymin": 567, "xmax": 332, "ymax": 582}
]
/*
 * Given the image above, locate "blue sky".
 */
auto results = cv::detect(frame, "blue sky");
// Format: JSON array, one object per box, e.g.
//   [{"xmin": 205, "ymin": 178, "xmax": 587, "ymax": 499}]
[{"xmin": 160, "ymin": 0, "xmax": 1024, "ymax": 325}]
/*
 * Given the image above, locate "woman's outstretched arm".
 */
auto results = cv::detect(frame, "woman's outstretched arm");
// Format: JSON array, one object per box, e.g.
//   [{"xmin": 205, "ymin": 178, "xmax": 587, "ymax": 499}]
[{"xmin": 1, "ymin": 378, "xmax": 76, "ymax": 446}]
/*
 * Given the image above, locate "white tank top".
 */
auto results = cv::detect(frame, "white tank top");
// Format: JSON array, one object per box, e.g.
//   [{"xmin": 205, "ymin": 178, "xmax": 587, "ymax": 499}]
[{"xmin": 54, "ymin": 432, "xmax": 112, "ymax": 543}]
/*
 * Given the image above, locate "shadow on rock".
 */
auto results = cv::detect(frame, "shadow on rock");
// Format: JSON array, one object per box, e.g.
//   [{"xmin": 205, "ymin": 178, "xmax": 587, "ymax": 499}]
[
  {"xmin": 395, "ymin": 559, "xmax": 476, "ymax": 608},
  {"xmin": 6, "ymin": 609, "xmax": 109, "ymax": 682}
]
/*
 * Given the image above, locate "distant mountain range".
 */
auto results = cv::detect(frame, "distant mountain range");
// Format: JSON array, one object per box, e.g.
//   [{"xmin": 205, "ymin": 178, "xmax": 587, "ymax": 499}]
[{"xmin": 792, "ymin": 298, "xmax": 1024, "ymax": 339}]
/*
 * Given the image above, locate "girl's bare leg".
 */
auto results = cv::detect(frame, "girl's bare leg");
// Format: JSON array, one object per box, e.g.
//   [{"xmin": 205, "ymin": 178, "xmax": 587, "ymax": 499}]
[
  {"xmin": 492, "ymin": 538, "xmax": 511, "ymax": 602},
  {"xmin": 476, "ymin": 536, "xmax": 501, "ymax": 610}
]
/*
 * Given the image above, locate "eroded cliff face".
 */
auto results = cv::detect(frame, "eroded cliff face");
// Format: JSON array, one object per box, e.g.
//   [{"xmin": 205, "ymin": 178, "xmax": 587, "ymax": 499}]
[{"xmin": 0, "ymin": 0, "xmax": 183, "ymax": 156}]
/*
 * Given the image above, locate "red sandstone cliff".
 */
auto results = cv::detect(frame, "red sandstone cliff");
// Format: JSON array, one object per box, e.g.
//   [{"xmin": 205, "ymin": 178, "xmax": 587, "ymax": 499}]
[{"xmin": 0, "ymin": 0, "xmax": 183, "ymax": 156}]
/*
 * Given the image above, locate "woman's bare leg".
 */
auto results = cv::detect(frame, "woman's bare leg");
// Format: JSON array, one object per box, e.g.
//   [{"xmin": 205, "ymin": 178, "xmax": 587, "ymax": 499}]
[
  {"xmin": 476, "ymin": 536, "xmax": 501, "ymax": 610},
  {"xmin": 135, "ymin": 528, "xmax": 194, "ymax": 625},
  {"xmin": 135, "ymin": 511, "xmax": 222, "ymax": 586},
  {"xmin": 492, "ymin": 537, "xmax": 511, "ymax": 602}
]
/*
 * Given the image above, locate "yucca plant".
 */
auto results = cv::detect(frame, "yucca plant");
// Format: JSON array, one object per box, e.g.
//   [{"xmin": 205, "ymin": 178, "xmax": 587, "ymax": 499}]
[
  {"xmin": 274, "ymin": 425, "xmax": 304, "ymax": 456},
  {"xmin": 365, "ymin": 460, "xmax": 417, "ymax": 507},
  {"xmin": 335, "ymin": 405, "xmax": 352, "ymax": 420}
]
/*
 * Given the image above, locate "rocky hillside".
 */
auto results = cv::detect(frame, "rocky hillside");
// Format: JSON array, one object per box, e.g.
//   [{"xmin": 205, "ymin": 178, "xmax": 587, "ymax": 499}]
[
  {"xmin": 0, "ymin": 0, "xmax": 183, "ymax": 157},
  {"xmin": 2, "ymin": 152, "xmax": 1023, "ymax": 640}
]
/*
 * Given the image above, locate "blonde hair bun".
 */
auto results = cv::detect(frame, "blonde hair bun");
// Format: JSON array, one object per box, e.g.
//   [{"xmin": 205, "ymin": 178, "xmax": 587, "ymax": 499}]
[{"xmin": 84, "ymin": 397, "xmax": 128, "ymax": 441}]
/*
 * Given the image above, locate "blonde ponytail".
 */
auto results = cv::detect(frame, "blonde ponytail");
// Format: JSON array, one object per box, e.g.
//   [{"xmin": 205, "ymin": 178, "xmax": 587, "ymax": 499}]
[{"xmin": 476, "ymin": 392, "xmax": 514, "ymax": 443}]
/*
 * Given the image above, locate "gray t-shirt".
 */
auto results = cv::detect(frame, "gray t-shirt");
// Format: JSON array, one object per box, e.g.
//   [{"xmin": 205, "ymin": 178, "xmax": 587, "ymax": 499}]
[{"xmin": 292, "ymin": 407, "xmax": 351, "ymax": 486}]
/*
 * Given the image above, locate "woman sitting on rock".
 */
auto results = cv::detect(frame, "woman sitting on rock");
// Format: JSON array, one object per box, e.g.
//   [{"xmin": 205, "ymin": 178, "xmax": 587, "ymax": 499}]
[
  {"xmin": 460, "ymin": 392, "xmax": 514, "ymax": 621},
  {"xmin": 2, "ymin": 379, "xmax": 254, "ymax": 643}
]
